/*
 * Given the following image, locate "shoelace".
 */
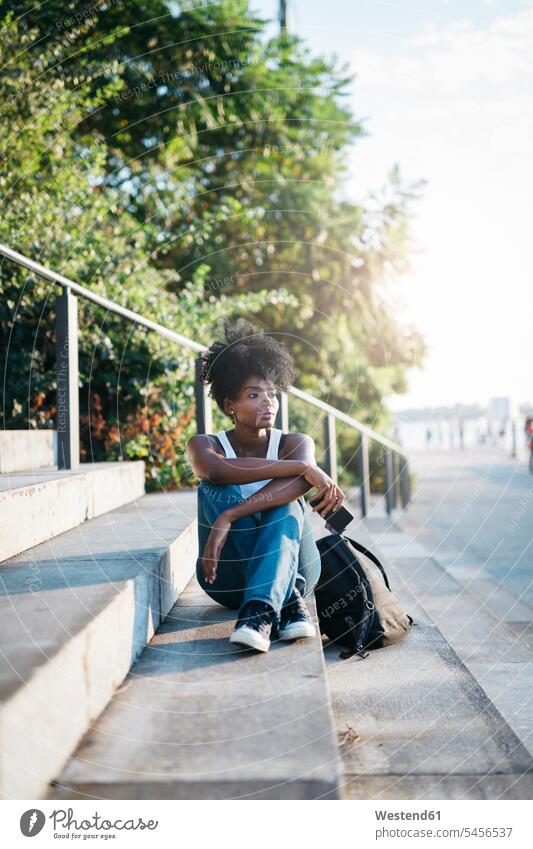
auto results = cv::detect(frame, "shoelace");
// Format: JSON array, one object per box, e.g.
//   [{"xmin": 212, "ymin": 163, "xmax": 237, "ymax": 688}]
[
  {"xmin": 284, "ymin": 593, "xmax": 307, "ymax": 621},
  {"xmin": 242, "ymin": 605, "xmax": 272, "ymax": 628}
]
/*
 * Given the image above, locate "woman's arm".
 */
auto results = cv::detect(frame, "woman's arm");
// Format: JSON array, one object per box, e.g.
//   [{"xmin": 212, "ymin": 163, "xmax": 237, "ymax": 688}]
[
  {"xmin": 198, "ymin": 434, "xmax": 344, "ymax": 583},
  {"xmin": 185, "ymin": 433, "xmax": 310, "ymax": 484},
  {"xmin": 225, "ymin": 433, "xmax": 316, "ymax": 519},
  {"xmin": 225, "ymin": 434, "xmax": 345, "ymax": 520}
]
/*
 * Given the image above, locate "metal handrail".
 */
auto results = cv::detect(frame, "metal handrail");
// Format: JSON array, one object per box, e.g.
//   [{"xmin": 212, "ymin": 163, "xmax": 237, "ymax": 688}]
[
  {"xmin": 288, "ymin": 386, "xmax": 401, "ymax": 453},
  {"xmin": 0, "ymin": 242, "xmax": 403, "ymax": 450},
  {"xmin": 0, "ymin": 242, "xmax": 410, "ymax": 515},
  {"xmin": 0, "ymin": 242, "xmax": 204, "ymax": 354}
]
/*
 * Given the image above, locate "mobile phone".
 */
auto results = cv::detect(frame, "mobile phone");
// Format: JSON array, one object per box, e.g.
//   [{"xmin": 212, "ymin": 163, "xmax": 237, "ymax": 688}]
[{"xmin": 309, "ymin": 494, "xmax": 354, "ymax": 534}]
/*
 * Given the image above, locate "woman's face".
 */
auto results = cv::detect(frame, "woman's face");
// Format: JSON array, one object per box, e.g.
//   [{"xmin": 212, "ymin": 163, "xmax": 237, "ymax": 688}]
[{"xmin": 225, "ymin": 374, "xmax": 279, "ymax": 428}]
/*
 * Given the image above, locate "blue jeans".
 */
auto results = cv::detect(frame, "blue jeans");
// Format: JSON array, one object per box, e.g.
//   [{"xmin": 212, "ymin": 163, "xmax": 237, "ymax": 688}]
[{"xmin": 195, "ymin": 480, "xmax": 322, "ymax": 619}]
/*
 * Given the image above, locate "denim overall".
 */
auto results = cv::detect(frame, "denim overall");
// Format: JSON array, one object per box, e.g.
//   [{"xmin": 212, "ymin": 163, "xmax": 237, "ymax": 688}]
[{"xmin": 195, "ymin": 428, "xmax": 321, "ymax": 618}]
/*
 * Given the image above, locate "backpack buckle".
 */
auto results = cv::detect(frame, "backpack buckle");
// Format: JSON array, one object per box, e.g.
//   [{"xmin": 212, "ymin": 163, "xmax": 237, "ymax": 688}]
[{"xmin": 339, "ymin": 644, "xmax": 370, "ymax": 661}]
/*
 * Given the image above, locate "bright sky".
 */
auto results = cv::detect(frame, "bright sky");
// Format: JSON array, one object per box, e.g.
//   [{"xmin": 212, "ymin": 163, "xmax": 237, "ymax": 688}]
[{"xmin": 251, "ymin": 0, "xmax": 532, "ymax": 410}]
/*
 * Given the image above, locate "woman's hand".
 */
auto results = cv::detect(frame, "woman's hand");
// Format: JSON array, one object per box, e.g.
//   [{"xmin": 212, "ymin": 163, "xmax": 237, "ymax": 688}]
[
  {"xmin": 304, "ymin": 464, "xmax": 346, "ymax": 518},
  {"xmin": 303, "ymin": 463, "xmax": 332, "ymax": 490},
  {"xmin": 200, "ymin": 512, "xmax": 232, "ymax": 584}
]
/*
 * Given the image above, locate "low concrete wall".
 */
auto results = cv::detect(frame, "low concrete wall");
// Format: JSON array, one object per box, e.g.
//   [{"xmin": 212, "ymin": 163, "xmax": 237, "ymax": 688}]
[{"xmin": 0, "ymin": 430, "xmax": 56, "ymax": 473}]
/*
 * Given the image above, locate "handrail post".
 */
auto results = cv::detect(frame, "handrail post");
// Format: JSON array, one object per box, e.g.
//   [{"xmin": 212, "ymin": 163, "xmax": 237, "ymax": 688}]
[
  {"xmin": 358, "ymin": 432, "xmax": 371, "ymax": 518},
  {"xmin": 275, "ymin": 390, "xmax": 289, "ymax": 432},
  {"xmin": 384, "ymin": 447, "xmax": 394, "ymax": 515},
  {"xmin": 323, "ymin": 413, "xmax": 337, "ymax": 483},
  {"xmin": 399, "ymin": 455, "xmax": 410, "ymax": 508},
  {"xmin": 194, "ymin": 356, "xmax": 212, "ymax": 434},
  {"xmin": 55, "ymin": 288, "xmax": 79, "ymax": 470},
  {"xmin": 391, "ymin": 451, "xmax": 398, "ymax": 509}
]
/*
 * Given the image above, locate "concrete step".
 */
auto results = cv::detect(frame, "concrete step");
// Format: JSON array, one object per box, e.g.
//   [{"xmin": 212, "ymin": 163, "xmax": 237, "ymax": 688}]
[
  {"xmin": 0, "ymin": 429, "xmax": 56, "ymax": 473},
  {"xmin": 47, "ymin": 575, "xmax": 342, "ymax": 801},
  {"xmin": 369, "ymin": 515, "xmax": 533, "ymax": 758},
  {"xmin": 0, "ymin": 490, "xmax": 198, "ymax": 800},
  {"xmin": 0, "ymin": 461, "xmax": 145, "ymax": 562}
]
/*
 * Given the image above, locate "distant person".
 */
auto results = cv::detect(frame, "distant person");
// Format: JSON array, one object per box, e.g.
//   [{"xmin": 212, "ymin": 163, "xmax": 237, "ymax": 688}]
[
  {"xmin": 478, "ymin": 415, "xmax": 489, "ymax": 444},
  {"xmin": 525, "ymin": 417, "xmax": 533, "ymax": 473},
  {"xmin": 425, "ymin": 426, "xmax": 432, "ymax": 447},
  {"xmin": 458, "ymin": 418, "xmax": 465, "ymax": 449}
]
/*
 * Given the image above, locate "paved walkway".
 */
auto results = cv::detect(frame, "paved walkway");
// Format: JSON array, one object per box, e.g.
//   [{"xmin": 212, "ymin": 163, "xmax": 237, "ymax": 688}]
[{"xmin": 398, "ymin": 444, "xmax": 533, "ymax": 612}]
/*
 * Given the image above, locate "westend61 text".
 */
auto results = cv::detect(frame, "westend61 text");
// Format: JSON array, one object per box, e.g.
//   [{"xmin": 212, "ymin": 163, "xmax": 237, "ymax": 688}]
[{"xmin": 375, "ymin": 810, "xmax": 441, "ymax": 820}]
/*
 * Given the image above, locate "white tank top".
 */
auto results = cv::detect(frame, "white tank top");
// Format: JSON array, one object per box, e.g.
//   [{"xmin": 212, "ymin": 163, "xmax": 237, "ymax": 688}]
[{"xmin": 215, "ymin": 428, "xmax": 283, "ymax": 501}]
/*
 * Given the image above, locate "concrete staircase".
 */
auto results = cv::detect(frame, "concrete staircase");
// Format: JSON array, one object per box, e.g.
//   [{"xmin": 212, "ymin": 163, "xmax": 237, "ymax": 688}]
[
  {"xmin": 0, "ymin": 434, "xmax": 341, "ymax": 800},
  {"xmin": 0, "ymin": 462, "xmax": 145, "ymax": 561},
  {"xmin": 2, "ymin": 438, "xmax": 532, "ymax": 801},
  {"xmin": 47, "ymin": 575, "xmax": 341, "ymax": 800},
  {"xmin": 0, "ymin": 435, "xmax": 199, "ymax": 799}
]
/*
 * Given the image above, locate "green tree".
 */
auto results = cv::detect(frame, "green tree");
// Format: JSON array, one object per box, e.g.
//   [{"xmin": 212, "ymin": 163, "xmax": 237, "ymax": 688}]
[
  {"xmin": 1, "ymin": 1, "xmax": 427, "ymax": 487},
  {"xmin": 0, "ymin": 14, "xmax": 296, "ymax": 487}
]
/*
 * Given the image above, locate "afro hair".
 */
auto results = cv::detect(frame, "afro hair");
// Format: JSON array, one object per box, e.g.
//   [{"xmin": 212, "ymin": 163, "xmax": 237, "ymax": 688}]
[{"xmin": 198, "ymin": 318, "xmax": 297, "ymax": 416}]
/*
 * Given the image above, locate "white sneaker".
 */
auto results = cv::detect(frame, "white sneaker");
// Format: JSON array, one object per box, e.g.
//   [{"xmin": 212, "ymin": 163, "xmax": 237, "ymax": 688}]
[
  {"xmin": 229, "ymin": 600, "xmax": 274, "ymax": 652},
  {"xmin": 279, "ymin": 588, "xmax": 316, "ymax": 641}
]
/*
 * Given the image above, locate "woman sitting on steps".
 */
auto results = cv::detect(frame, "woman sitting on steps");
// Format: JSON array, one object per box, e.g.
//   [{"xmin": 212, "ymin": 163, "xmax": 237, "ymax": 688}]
[{"xmin": 185, "ymin": 319, "xmax": 346, "ymax": 653}]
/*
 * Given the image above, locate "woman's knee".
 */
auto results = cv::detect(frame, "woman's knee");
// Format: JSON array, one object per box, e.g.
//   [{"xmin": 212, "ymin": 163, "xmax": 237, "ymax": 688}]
[{"xmin": 197, "ymin": 481, "xmax": 244, "ymax": 525}]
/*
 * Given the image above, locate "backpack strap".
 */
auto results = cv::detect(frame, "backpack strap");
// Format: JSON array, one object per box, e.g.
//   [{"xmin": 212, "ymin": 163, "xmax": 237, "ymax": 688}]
[
  {"xmin": 342, "ymin": 534, "xmax": 415, "ymax": 629},
  {"xmin": 342, "ymin": 535, "xmax": 391, "ymax": 591},
  {"xmin": 321, "ymin": 533, "xmax": 375, "ymax": 659}
]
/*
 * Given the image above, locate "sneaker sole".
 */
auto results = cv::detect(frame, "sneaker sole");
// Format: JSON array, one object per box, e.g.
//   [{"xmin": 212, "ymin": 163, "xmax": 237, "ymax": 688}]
[
  {"xmin": 279, "ymin": 622, "xmax": 316, "ymax": 641},
  {"xmin": 229, "ymin": 626, "xmax": 270, "ymax": 652}
]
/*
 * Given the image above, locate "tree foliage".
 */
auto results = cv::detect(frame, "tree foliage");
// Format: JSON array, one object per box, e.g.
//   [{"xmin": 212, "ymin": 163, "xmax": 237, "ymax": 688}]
[{"xmin": 0, "ymin": 2, "xmax": 426, "ymax": 487}]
